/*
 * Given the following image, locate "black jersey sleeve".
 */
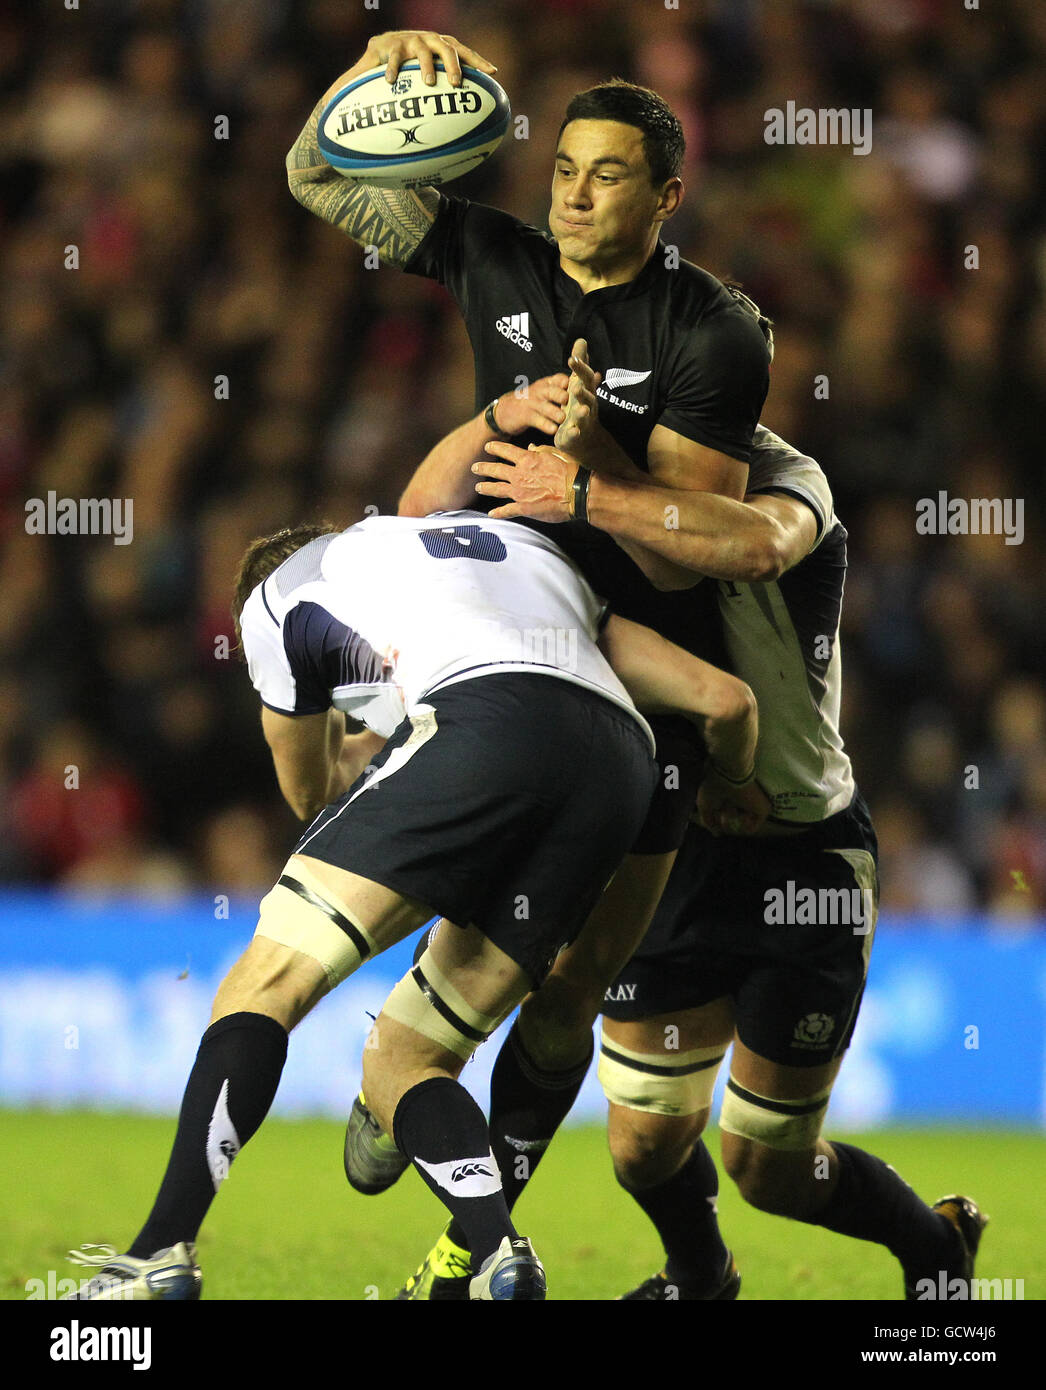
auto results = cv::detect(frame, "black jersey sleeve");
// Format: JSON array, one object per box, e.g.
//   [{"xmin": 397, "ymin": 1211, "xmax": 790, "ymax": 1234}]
[
  {"xmin": 657, "ymin": 303, "xmax": 771, "ymax": 463},
  {"xmin": 402, "ymin": 193, "xmax": 529, "ymax": 316}
]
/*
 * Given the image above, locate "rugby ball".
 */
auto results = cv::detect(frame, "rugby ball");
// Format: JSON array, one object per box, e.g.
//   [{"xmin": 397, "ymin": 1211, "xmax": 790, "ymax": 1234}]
[{"xmin": 317, "ymin": 61, "xmax": 511, "ymax": 188}]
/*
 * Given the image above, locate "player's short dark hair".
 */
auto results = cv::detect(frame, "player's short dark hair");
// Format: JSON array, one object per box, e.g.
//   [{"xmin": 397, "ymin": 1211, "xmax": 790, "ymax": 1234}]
[
  {"xmin": 232, "ymin": 522, "xmax": 338, "ymax": 646},
  {"xmin": 559, "ymin": 79, "xmax": 685, "ymax": 186}
]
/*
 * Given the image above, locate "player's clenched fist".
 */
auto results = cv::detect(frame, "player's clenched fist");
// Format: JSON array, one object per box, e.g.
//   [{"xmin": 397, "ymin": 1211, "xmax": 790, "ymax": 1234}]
[
  {"xmin": 490, "ymin": 374, "xmax": 570, "ymax": 437},
  {"xmin": 694, "ymin": 768, "xmax": 771, "ymax": 837},
  {"xmin": 359, "ymin": 31, "xmax": 497, "ymax": 87}
]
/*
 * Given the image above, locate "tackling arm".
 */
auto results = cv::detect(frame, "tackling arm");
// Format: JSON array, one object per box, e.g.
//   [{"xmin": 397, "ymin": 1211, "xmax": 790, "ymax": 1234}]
[
  {"xmin": 545, "ymin": 338, "xmax": 757, "ymax": 588},
  {"xmin": 599, "ymin": 615, "xmax": 757, "ymax": 782},
  {"xmin": 475, "ymin": 441, "xmax": 817, "ymax": 584},
  {"xmin": 587, "ymin": 473, "xmax": 817, "ymax": 583},
  {"xmin": 399, "ymin": 375, "xmax": 570, "ymax": 516},
  {"xmin": 261, "ymin": 706, "xmax": 386, "ymax": 822},
  {"xmin": 399, "ymin": 413, "xmax": 495, "ymax": 516},
  {"xmin": 599, "ymin": 614, "xmax": 768, "ymax": 834},
  {"xmin": 600, "ymin": 425, "xmax": 753, "ymax": 589}
]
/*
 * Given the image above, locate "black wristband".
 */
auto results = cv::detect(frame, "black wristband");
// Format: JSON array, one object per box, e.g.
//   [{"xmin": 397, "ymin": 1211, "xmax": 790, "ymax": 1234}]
[
  {"xmin": 483, "ymin": 398, "xmax": 505, "ymax": 435},
  {"xmin": 572, "ymin": 465, "xmax": 592, "ymax": 522}
]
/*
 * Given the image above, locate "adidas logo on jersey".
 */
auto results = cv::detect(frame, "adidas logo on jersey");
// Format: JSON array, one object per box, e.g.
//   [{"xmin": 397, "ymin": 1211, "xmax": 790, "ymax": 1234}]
[{"xmin": 496, "ymin": 312, "xmax": 533, "ymax": 351}]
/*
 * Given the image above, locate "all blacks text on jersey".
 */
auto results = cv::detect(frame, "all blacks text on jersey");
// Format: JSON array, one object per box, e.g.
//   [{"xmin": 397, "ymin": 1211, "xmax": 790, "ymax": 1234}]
[{"xmin": 596, "ymin": 383, "xmax": 648, "ymax": 415}]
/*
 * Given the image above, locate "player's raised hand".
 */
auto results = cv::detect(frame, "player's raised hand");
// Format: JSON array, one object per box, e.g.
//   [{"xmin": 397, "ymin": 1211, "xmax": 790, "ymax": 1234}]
[
  {"xmin": 360, "ymin": 31, "xmax": 498, "ymax": 87},
  {"xmin": 490, "ymin": 374, "xmax": 570, "ymax": 437},
  {"xmin": 474, "ymin": 441, "xmax": 580, "ymax": 522},
  {"xmin": 555, "ymin": 338, "xmax": 602, "ymax": 457},
  {"xmin": 695, "ymin": 769, "xmax": 772, "ymax": 837}
]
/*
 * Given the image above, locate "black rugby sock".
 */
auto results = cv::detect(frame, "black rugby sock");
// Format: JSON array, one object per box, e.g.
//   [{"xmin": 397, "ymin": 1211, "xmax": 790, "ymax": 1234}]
[
  {"xmin": 394, "ymin": 1076, "xmax": 518, "ymax": 1272},
  {"xmin": 445, "ymin": 1019, "xmax": 592, "ymax": 1252},
  {"xmin": 811, "ymin": 1141, "xmax": 960, "ymax": 1277},
  {"xmin": 129, "ymin": 1012, "xmax": 288, "ymax": 1258},
  {"xmin": 620, "ymin": 1139, "xmax": 731, "ymax": 1294}
]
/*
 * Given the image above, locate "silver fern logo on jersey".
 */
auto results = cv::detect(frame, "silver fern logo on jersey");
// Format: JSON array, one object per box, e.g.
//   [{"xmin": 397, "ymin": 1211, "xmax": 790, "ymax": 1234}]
[
  {"xmin": 602, "ymin": 368, "xmax": 651, "ymax": 391},
  {"xmin": 597, "ymin": 366, "xmax": 650, "ymax": 415}
]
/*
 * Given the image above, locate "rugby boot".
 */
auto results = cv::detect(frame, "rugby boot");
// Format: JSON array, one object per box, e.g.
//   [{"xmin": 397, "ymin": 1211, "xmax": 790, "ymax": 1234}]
[
  {"xmin": 396, "ymin": 1224, "xmax": 472, "ymax": 1300},
  {"xmin": 469, "ymin": 1236, "xmax": 546, "ymax": 1301},
  {"xmin": 344, "ymin": 1093, "xmax": 410, "ymax": 1194},
  {"xmin": 619, "ymin": 1251, "xmax": 741, "ymax": 1300},
  {"xmin": 904, "ymin": 1194, "xmax": 988, "ymax": 1300},
  {"xmin": 63, "ymin": 1242, "xmax": 202, "ymax": 1300}
]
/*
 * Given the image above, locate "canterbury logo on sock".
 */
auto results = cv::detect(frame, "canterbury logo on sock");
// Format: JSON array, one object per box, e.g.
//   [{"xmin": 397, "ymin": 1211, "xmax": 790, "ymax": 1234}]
[
  {"xmin": 452, "ymin": 1162, "xmax": 493, "ymax": 1180},
  {"xmin": 415, "ymin": 1151, "xmax": 503, "ymax": 1198},
  {"xmin": 206, "ymin": 1078, "xmax": 240, "ymax": 1192}
]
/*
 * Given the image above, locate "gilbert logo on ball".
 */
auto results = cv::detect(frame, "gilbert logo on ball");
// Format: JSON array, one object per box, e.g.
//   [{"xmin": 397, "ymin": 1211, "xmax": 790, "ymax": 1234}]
[{"xmin": 318, "ymin": 61, "xmax": 511, "ymax": 188}]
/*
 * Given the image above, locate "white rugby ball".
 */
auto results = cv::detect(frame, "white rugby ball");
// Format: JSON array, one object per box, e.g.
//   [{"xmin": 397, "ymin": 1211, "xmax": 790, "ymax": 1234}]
[{"xmin": 317, "ymin": 61, "xmax": 511, "ymax": 188}]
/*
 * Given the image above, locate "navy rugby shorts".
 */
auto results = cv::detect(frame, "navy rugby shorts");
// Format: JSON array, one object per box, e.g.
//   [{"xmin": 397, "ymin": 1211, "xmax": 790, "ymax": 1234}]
[
  {"xmin": 295, "ymin": 673, "xmax": 658, "ymax": 986},
  {"xmin": 601, "ymin": 792, "xmax": 879, "ymax": 1067}
]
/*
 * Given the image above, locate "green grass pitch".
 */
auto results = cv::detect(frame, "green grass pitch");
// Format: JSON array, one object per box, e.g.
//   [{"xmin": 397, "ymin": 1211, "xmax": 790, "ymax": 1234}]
[{"xmin": 3, "ymin": 1109, "xmax": 1042, "ymax": 1301}]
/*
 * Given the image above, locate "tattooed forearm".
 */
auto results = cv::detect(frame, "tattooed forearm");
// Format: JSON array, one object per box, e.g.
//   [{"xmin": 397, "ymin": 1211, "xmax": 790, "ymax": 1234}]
[
  {"xmin": 304, "ymin": 179, "xmax": 440, "ymax": 266},
  {"xmin": 286, "ymin": 99, "xmax": 440, "ymax": 267}
]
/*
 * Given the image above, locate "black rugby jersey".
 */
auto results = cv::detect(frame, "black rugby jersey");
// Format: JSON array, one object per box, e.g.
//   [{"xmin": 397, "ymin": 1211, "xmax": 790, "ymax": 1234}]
[
  {"xmin": 404, "ymin": 194, "xmax": 771, "ymax": 661},
  {"xmin": 405, "ymin": 194, "xmax": 770, "ymax": 466}
]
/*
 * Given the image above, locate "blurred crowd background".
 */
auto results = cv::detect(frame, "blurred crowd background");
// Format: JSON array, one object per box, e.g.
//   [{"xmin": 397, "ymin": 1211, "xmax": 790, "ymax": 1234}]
[{"xmin": 0, "ymin": 0, "xmax": 1043, "ymax": 921}]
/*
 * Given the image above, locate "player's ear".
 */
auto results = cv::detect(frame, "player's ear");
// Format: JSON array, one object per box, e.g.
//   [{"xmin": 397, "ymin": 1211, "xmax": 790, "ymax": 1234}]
[{"xmin": 655, "ymin": 177, "xmax": 683, "ymax": 222}]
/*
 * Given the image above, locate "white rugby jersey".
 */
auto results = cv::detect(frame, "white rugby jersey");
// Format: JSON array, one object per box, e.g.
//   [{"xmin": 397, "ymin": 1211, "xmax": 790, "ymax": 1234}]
[
  {"xmin": 717, "ymin": 426, "xmax": 855, "ymax": 822},
  {"xmin": 239, "ymin": 510, "xmax": 654, "ymax": 750}
]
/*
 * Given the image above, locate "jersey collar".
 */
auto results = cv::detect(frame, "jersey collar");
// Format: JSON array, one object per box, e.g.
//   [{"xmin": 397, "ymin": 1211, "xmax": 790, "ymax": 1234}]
[{"xmin": 554, "ymin": 238, "xmax": 667, "ymax": 304}]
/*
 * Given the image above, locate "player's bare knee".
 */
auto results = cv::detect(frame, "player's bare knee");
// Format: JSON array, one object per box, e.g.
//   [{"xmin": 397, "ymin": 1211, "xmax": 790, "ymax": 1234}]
[
  {"xmin": 721, "ymin": 1134, "xmax": 813, "ymax": 1216},
  {"xmin": 362, "ymin": 1016, "xmax": 466, "ymax": 1138},
  {"xmin": 211, "ymin": 939, "xmax": 323, "ymax": 1029},
  {"xmin": 609, "ymin": 1109, "xmax": 705, "ymax": 1191},
  {"xmin": 598, "ymin": 1024, "xmax": 726, "ymax": 1166},
  {"xmin": 718, "ymin": 1071, "xmax": 832, "ymax": 1213},
  {"xmin": 365, "ymin": 953, "xmax": 499, "ymax": 1132},
  {"xmin": 360, "ymin": 1021, "xmax": 422, "ymax": 1135}
]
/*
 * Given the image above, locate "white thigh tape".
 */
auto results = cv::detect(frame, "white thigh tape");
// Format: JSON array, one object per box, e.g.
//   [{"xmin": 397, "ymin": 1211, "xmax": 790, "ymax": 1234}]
[
  {"xmin": 719, "ymin": 1077, "xmax": 832, "ymax": 1151},
  {"xmin": 380, "ymin": 948, "xmax": 500, "ymax": 1061},
  {"xmin": 597, "ymin": 1027, "xmax": 726, "ymax": 1116},
  {"xmin": 254, "ymin": 860, "xmax": 376, "ymax": 988}
]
